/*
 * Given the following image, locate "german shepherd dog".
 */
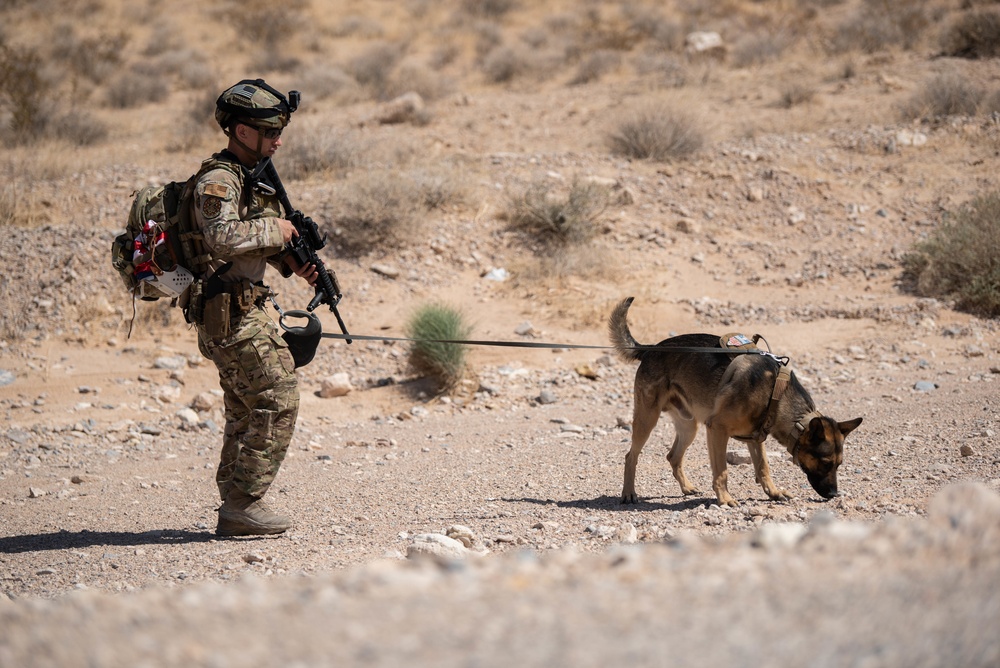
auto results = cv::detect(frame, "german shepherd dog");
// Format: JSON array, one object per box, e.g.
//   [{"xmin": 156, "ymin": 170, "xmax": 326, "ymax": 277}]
[{"xmin": 609, "ymin": 297, "xmax": 862, "ymax": 507}]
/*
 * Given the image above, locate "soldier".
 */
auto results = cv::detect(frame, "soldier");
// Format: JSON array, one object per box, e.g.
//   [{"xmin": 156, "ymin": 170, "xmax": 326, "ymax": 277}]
[{"xmin": 191, "ymin": 79, "xmax": 318, "ymax": 536}]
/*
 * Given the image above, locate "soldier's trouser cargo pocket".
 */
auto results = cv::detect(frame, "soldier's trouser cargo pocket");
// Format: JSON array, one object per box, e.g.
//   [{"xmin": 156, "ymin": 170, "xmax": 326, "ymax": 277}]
[{"xmin": 204, "ymin": 292, "xmax": 232, "ymax": 340}]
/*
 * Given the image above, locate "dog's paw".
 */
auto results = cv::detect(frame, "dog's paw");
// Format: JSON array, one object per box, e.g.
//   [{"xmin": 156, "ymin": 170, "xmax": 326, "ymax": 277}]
[{"xmin": 764, "ymin": 487, "xmax": 793, "ymax": 502}]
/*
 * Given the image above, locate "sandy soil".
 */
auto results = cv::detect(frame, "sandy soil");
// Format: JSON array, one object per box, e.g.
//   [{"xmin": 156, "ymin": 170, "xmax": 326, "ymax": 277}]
[{"xmin": 1, "ymin": 1, "xmax": 1000, "ymax": 666}]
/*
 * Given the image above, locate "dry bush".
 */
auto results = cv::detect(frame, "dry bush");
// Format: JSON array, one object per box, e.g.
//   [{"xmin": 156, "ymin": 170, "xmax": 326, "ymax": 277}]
[
  {"xmin": 105, "ymin": 69, "xmax": 170, "ymax": 109},
  {"xmin": 481, "ymin": 46, "xmax": 524, "ymax": 83},
  {"xmin": 830, "ymin": 0, "xmax": 932, "ymax": 53},
  {"xmin": 902, "ymin": 191, "xmax": 1000, "ymax": 317},
  {"xmin": 331, "ymin": 15, "xmax": 385, "ymax": 38},
  {"xmin": 298, "ymin": 66, "xmax": 365, "ymax": 105},
  {"xmin": 281, "ymin": 126, "xmax": 373, "ymax": 180},
  {"xmin": 231, "ymin": 0, "xmax": 308, "ymax": 48},
  {"xmin": 732, "ymin": 32, "xmax": 792, "ymax": 68},
  {"xmin": 568, "ymin": 50, "xmax": 621, "ymax": 86},
  {"xmin": 410, "ymin": 165, "xmax": 468, "ymax": 211},
  {"xmin": 51, "ymin": 27, "xmax": 128, "ymax": 84},
  {"xmin": 899, "ymin": 74, "xmax": 983, "ymax": 119},
  {"xmin": 50, "ymin": 111, "xmax": 109, "ymax": 147},
  {"xmin": 780, "ymin": 82, "xmax": 816, "ymax": 108},
  {"xmin": 326, "ymin": 170, "xmax": 424, "ymax": 257},
  {"xmin": 505, "ymin": 177, "xmax": 608, "ymax": 249},
  {"xmin": 0, "ymin": 183, "xmax": 18, "ymax": 226},
  {"xmin": 608, "ymin": 107, "xmax": 705, "ymax": 162},
  {"xmin": 383, "ymin": 64, "xmax": 454, "ymax": 103},
  {"xmin": 460, "ymin": 0, "xmax": 516, "ymax": 20},
  {"xmin": 940, "ymin": 10, "xmax": 1000, "ymax": 59},
  {"xmin": 0, "ymin": 43, "xmax": 48, "ymax": 140},
  {"xmin": 347, "ymin": 42, "xmax": 405, "ymax": 97},
  {"xmin": 634, "ymin": 53, "xmax": 688, "ymax": 88}
]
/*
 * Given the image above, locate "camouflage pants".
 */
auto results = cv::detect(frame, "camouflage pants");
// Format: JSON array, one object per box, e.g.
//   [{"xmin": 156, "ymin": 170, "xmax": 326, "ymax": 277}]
[{"xmin": 197, "ymin": 307, "xmax": 299, "ymax": 500}]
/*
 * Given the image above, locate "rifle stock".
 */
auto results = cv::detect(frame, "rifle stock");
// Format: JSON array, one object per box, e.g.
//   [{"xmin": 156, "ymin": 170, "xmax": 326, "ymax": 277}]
[{"xmin": 253, "ymin": 157, "xmax": 352, "ymax": 344}]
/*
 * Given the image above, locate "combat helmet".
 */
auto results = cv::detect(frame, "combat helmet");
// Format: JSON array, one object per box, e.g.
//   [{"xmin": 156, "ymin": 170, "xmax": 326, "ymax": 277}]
[{"xmin": 215, "ymin": 78, "xmax": 299, "ymax": 132}]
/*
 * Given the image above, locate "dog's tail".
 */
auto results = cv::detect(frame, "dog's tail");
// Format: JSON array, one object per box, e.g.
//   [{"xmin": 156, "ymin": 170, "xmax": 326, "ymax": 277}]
[{"xmin": 608, "ymin": 297, "xmax": 643, "ymax": 362}]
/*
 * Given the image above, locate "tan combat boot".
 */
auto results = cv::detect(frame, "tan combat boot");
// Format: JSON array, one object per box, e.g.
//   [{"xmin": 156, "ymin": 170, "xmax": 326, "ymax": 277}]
[{"xmin": 216, "ymin": 487, "xmax": 291, "ymax": 536}]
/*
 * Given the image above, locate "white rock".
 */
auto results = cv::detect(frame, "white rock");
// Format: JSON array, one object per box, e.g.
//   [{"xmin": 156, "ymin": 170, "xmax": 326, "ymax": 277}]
[
  {"xmin": 753, "ymin": 522, "xmax": 807, "ymax": 549},
  {"xmin": 319, "ymin": 373, "xmax": 353, "ymax": 398},
  {"xmin": 407, "ymin": 533, "xmax": 476, "ymax": 560}
]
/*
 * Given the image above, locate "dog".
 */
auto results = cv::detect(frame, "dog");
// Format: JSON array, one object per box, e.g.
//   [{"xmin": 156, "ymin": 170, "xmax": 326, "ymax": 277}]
[{"xmin": 609, "ymin": 297, "xmax": 862, "ymax": 507}]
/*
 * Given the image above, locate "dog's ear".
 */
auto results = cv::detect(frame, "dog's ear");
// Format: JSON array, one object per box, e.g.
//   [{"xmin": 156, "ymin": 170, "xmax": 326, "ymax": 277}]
[{"xmin": 838, "ymin": 417, "xmax": 863, "ymax": 437}]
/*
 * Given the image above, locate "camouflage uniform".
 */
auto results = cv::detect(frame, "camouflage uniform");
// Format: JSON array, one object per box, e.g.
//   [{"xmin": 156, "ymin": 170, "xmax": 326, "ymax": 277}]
[{"xmin": 192, "ymin": 153, "xmax": 299, "ymax": 502}]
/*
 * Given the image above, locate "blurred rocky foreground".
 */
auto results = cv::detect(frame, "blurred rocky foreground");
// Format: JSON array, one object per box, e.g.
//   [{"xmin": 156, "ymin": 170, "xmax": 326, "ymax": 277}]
[{"xmin": 2, "ymin": 483, "xmax": 998, "ymax": 668}]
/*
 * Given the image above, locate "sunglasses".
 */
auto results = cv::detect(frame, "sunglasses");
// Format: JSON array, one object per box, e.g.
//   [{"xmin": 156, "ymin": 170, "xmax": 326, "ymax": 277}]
[{"xmin": 248, "ymin": 124, "xmax": 283, "ymax": 139}]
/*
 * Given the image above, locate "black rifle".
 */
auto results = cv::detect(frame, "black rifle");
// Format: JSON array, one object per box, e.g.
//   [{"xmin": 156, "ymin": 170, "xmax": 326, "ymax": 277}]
[{"xmin": 250, "ymin": 157, "xmax": 352, "ymax": 344}]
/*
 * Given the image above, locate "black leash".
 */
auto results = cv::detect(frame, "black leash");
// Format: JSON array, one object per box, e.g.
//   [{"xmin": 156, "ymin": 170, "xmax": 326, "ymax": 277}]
[{"xmin": 316, "ymin": 330, "xmax": 789, "ymax": 361}]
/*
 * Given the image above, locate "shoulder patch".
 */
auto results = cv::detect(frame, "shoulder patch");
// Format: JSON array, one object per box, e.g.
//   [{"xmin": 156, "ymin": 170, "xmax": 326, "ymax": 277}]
[
  {"xmin": 201, "ymin": 196, "xmax": 223, "ymax": 219},
  {"xmin": 204, "ymin": 183, "xmax": 230, "ymax": 198}
]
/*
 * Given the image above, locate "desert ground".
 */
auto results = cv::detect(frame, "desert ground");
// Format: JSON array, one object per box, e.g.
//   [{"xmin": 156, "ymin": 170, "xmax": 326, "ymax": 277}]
[{"xmin": 1, "ymin": 0, "xmax": 999, "ymax": 666}]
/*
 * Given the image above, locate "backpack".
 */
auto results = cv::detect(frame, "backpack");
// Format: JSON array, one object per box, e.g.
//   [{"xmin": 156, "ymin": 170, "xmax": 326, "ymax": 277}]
[{"xmin": 111, "ymin": 159, "xmax": 231, "ymax": 304}]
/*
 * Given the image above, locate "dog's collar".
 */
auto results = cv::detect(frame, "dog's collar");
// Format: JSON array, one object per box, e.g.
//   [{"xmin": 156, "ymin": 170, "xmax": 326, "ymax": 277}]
[{"xmin": 789, "ymin": 410, "xmax": 822, "ymax": 462}]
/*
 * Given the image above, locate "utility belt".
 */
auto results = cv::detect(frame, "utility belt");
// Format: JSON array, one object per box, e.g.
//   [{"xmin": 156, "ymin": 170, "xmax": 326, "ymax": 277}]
[{"xmin": 184, "ymin": 277, "xmax": 271, "ymax": 340}]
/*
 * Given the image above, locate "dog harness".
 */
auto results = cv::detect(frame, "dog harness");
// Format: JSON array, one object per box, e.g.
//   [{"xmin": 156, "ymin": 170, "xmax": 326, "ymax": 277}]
[{"xmin": 721, "ymin": 332, "xmax": 813, "ymax": 444}]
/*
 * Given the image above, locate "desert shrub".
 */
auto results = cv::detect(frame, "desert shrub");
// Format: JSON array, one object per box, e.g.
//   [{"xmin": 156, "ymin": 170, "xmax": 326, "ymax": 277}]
[
  {"xmin": 0, "ymin": 184, "xmax": 17, "ymax": 226},
  {"xmin": 981, "ymin": 89, "xmax": 1000, "ymax": 115},
  {"xmin": 0, "ymin": 43, "xmax": 48, "ymax": 139},
  {"xmin": 460, "ymin": 0, "xmax": 516, "ymax": 20},
  {"xmin": 608, "ymin": 107, "xmax": 704, "ymax": 161},
  {"xmin": 405, "ymin": 303, "xmax": 472, "ymax": 391},
  {"xmin": 105, "ymin": 69, "xmax": 170, "ymax": 109},
  {"xmin": 568, "ymin": 50, "xmax": 621, "ymax": 85},
  {"xmin": 327, "ymin": 170, "xmax": 422, "ymax": 257},
  {"xmin": 51, "ymin": 111, "xmax": 109, "ymax": 146},
  {"xmin": 940, "ymin": 10, "xmax": 1000, "ymax": 59},
  {"xmin": 634, "ymin": 53, "xmax": 688, "ymax": 88},
  {"xmin": 902, "ymin": 192, "xmax": 1000, "ymax": 317},
  {"xmin": 732, "ymin": 32, "xmax": 792, "ymax": 68},
  {"xmin": 347, "ymin": 42, "xmax": 404, "ymax": 97},
  {"xmin": 481, "ymin": 46, "xmax": 523, "ymax": 83},
  {"xmin": 780, "ymin": 82, "xmax": 816, "ymax": 108},
  {"xmin": 831, "ymin": 0, "xmax": 931, "ymax": 53},
  {"xmin": 899, "ymin": 74, "xmax": 983, "ymax": 119},
  {"xmin": 51, "ymin": 28, "xmax": 128, "ymax": 83},
  {"xmin": 506, "ymin": 177, "xmax": 608, "ymax": 248},
  {"xmin": 231, "ymin": 0, "xmax": 307, "ymax": 47},
  {"xmin": 282, "ymin": 126, "xmax": 372, "ymax": 180}
]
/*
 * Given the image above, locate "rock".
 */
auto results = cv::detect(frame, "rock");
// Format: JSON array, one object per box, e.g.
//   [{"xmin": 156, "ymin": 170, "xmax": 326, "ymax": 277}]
[
  {"xmin": 190, "ymin": 392, "xmax": 217, "ymax": 412},
  {"xmin": 0, "ymin": 369, "xmax": 15, "ymax": 387},
  {"xmin": 514, "ymin": 321, "xmax": 535, "ymax": 336},
  {"xmin": 319, "ymin": 373, "xmax": 353, "ymax": 398},
  {"xmin": 445, "ymin": 525, "xmax": 476, "ymax": 548},
  {"xmin": 960, "ymin": 444, "xmax": 975, "ymax": 457},
  {"xmin": 575, "ymin": 364, "xmax": 598, "ymax": 380},
  {"xmin": 482, "ymin": 267, "xmax": 509, "ymax": 282},
  {"xmin": 685, "ymin": 31, "xmax": 725, "ymax": 56},
  {"xmin": 176, "ymin": 408, "xmax": 200, "ymax": 427},
  {"xmin": 28, "ymin": 487, "xmax": 47, "ymax": 499},
  {"xmin": 153, "ymin": 356, "xmax": 188, "ymax": 371},
  {"xmin": 727, "ymin": 450, "xmax": 752, "ymax": 466},
  {"xmin": 913, "ymin": 381, "xmax": 938, "ymax": 392},
  {"xmin": 538, "ymin": 389, "xmax": 558, "ymax": 405},
  {"xmin": 372, "ymin": 91, "xmax": 424, "ymax": 125},
  {"xmin": 407, "ymin": 533, "xmax": 477, "ymax": 560},
  {"xmin": 371, "ymin": 264, "xmax": 400, "ymax": 279}
]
